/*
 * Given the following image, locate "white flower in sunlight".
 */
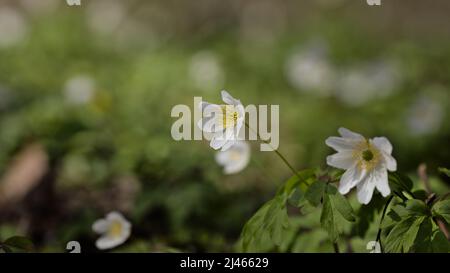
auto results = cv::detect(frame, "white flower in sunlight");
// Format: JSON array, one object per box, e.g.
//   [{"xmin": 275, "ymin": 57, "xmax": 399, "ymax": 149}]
[
  {"xmin": 336, "ymin": 61, "xmax": 401, "ymax": 106},
  {"xmin": 215, "ymin": 141, "xmax": 250, "ymax": 174},
  {"xmin": 198, "ymin": 90, "xmax": 245, "ymax": 151},
  {"xmin": 92, "ymin": 211, "xmax": 131, "ymax": 250},
  {"xmin": 63, "ymin": 75, "xmax": 95, "ymax": 105},
  {"xmin": 285, "ymin": 44, "xmax": 336, "ymax": 97},
  {"xmin": 325, "ymin": 128, "xmax": 397, "ymax": 204},
  {"xmin": 407, "ymin": 95, "xmax": 444, "ymax": 136},
  {"xmin": 0, "ymin": 8, "xmax": 28, "ymax": 48},
  {"xmin": 189, "ymin": 51, "xmax": 225, "ymax": 91}
]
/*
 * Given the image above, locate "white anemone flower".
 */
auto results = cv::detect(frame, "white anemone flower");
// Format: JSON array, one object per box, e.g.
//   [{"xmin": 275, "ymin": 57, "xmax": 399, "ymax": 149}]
[
  {"xmin": 325, "ymin": 128, "xmax": 397, "ymax": 204},
  {"xmin": 198, "ymin": 90, "xmax": 245, "ymax": 151},
  {"xmin": 215, "ymin": 141, "xmax": 250, "ymax": 174},
  {"xmin": 189, "ymin": 51, "xmax": 225, "ymax": 91},
  {"xmin": 63, "ymin": 75, "xmax": 95, "ymax": 105},
  {"xmin": 92, "ymin": 211, "xmax": 131, "ymax": 250}
]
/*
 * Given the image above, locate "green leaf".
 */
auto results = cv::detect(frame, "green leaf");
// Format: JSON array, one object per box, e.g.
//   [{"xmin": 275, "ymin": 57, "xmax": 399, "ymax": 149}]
[
  {"xmin": 3, "ymin": 236, "xmax": 34, "ymax": 252},
  {"xmin": 352, "ymin": 194, "xmax": 384, "ymax": 237},
  {"xmin": 412, "ymin": 190, "xmax": 428, "ymax": 201},
  {"xmin": 0, "ymin": 245, "xmax": 12, "ymax": 253},
  {"xmin": 320, "ymin": 184, "xmax": 356, "ymax": 242},
  {"xmin": 328, "ymin": 185, "xmax": 356, "ymax": 222},
  {"xmin": 384, "ymin": 216, "xmax": 425, "ymax": 253},
  {"xmin": 438, "ymin": 167, "xmax": 450, "ymax": 178},
  {"xmin": 388, "ymin": 172, "xmax": 413, "ymax": 199},
  {"xmin": 305, "ymin": 180, "xmax": 326, "ymax": 207},
  {"xmin": 405, "ymin": 199, "xmax": 430, "ymax": 217},
  {"xmin": 412, "ymin": 217, "xmax": 433, "ymax": 252},
  {"xmin": 320, "ymin": 193, "xmax": 339, "ymax": 242},
  {"xmin": 277, "ymin": 169, "xmax": 316, "ymax": 198},
  {"xmin": 287, "ymin": 186, "xmax": 305, "ymax": 207},
  {"xmin": 432, "ymin": 199, "xmax": 450, "ymax": 224},
  {"xmin": 240, "ymin": 196, "xmax": 290, "ymax": 252},
  {"xmin": 431, "ymin": 231, "xmax": 450, "ymax": 253}
]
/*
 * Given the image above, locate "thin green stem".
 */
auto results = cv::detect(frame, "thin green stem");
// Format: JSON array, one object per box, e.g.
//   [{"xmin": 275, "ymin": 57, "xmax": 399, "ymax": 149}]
[
  {"xmin": 376, "ymin": 195, "xmax": 394, "ymax": 253},
  {"xmin": 244, "ymin": 122, "xmax": 300, "ymax": 180}
]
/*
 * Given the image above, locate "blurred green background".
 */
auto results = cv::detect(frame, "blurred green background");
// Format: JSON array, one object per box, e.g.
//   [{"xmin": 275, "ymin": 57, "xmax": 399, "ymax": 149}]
[{"xmin": 0, "ymin": 0, "xmax": 449, "ymax": 252}]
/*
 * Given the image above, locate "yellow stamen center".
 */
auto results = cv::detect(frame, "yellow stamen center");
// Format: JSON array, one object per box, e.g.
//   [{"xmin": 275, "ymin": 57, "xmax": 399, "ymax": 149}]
[
  {"xmin": 108, "ymin": 220, "xmax": 123, "ymax": 238},
  {"xmin": 220, "ymin": 105, "xmax": 239, "ymax": 128},
  {"xmin": 353, "ymin": 140, "xmax": 380, "ymax": 171}
]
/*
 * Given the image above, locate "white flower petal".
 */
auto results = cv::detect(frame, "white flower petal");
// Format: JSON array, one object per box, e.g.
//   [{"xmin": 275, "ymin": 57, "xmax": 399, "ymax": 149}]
[
  {"xmin": 373, "ymin": 167, "xmax": 390, "ymax": 197},
  {"xmin": 382, "ymin": 152, "xmax": 397, "ymax": 171},
  {"xmin": 372, "ymin": 137, "xmax": 393, "ymax": 154},
  {"xmin": 356, "ymin": 176, "xmax": 376, "ymax": 205},
  {"xmin": 93, "ymin": 211, "xmax": 131, "ymax": 250},
  {"xmin": 325, "ymin": 136, "xmax": 360, "ymax": 151},
  {"xmin": 221, "ymin": 90, "xmax": 240, "ymax": 105},
  {"xmin": 326, "ymin": 151, "xmax": 355, "ymax": 169},
  {"xmin": 210, "ymin": 136, "xmax": 227, "ymax": 150},
  {"xmin": 95, "ymin": 235, "xmax": 127, "ymax": 250},
  {"xmin": 338, "ymin": 164, "xmax": 366, "ymax": 195},
  {"xmin": 338, "ymin": 127, "xmax": 365, "ymax": 140},
  {"xmin": 92, "ymin": 219, "xmax": 109, "ymax": 233},
  {"xmin": 220, "ymin": 139, "xmax": 236, "ymax": 151},
  {"xmin": 216, "ymin": 141, "xmax": 250, "ymax": 174}
]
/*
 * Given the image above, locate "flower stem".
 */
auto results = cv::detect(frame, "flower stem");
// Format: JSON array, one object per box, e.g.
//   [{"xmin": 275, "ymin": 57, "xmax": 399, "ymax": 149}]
[
  {"xmin": 376, "ymin": 195, "xmax": 394, "ymax": 253},
  {"xmin": 245, "ymin": 123, "xmax": 300, "ymax": 179}
]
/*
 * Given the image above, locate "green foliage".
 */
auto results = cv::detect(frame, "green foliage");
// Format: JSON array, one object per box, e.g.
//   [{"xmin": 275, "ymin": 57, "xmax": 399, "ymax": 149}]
[
  {"xmin": 388, "ymin": 172, "xmax": 414, "ymax": 200},
  {"xmin": 240, "ymin": 170, "xmax": 357, "ymax": 250},
  {"xmin": 320, "ymin": 184, "xmax": 355, "ymax": 242},
  {"xmin": 432, "ymin": 199, "xmax": 450, "ymax": 224},
  {"xmin": 240, "ymin": 169, "xmax": 317, "ymax": 252},
  {"xmin": 0, "ymin": 236, "xmax": 34, "ymax": 253},
  {"xmin": 438, "ymin": 167, "xmax": 450, "ymax": 178},
  {"xmin": 240, "ymin": 196, "xmax": 289, "ymax": 252},
  {"xmin": 382, "ymin": 199, "xmax": 450, "ymax": 253}
]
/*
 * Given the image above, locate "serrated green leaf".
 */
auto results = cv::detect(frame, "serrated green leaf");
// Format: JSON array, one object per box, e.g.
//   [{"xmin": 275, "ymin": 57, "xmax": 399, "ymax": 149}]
[
  {"xmin": 432, "ymin": 199, "xmax": 450, "ymax": 224},
  {"xmin": 431, "ymin": 231, "xmax": 450, "ymax": 253},
  {"xmin": 240, "ymin": 195, "xmax": 290, "ymax": 252},
  {"xmin": 388, "ymin": 172, "xmax": 413, "ymax": 199},
  {"xmin": 320, "ymin": 193, "xmax": 338, "ymax": 242},
  {"xmin": 278, "ymin": 169, "xmax": 316, "ymax": 198},
  {"xmin": 305, "ymin": 180, "xmax": 326, "ymax": 207},
  {"xmin": 328, "ymin": 185, "xmax": 356, "ymax": 222},
  {"xmin": 412, "ymin": 217, "xmax": 433, "ymax": 253},
  {"xmin": 384, "ymin": 216, "xmax": 425, "ymax": 253},
  {"xmin": 406, "ymin": 199, "xmax": 430, "ymax": 217},
  {"xmin": 287, "ymin": 187, "xmax": 305, "ymax": 207}
]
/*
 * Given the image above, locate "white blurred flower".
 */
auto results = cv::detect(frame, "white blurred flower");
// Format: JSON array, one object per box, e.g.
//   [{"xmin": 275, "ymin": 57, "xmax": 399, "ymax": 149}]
[
  {"xmin": 326, "ymin": 127, "xmax": 397, "ymax": 204},
  {"xmin": 189, "ymin": 51, "xmax": 225, "ymax": 91},
  {"xmin": 198, "ymin": 90, "xmax": 245, "ymax": 151},
  {"xmin": 285, "ymin": 43, "xmax": 336, "ymax": 97},
  {"xmin": 215, "ymin": 141, "xmax": 250, "ymax": 174},
  {"xmin": 337, "ymin": 61, "xmax": 401, "ymax": 106},
  {"xmin": 407, "ymin": 95, "xmax": 444, "ymax": 136},
  {"xmin": 92, "ymin": 211, "xmax": 131, "ymax": 250},
  {"xmin": 63, "ymin": 75, "xmax": 95, "ymax": 105},
  {"xmin": 86, "ymin": 0, "xmax": 126, "ymax": 35},
  {"xmin": 0, "ymin": 7, "xmax": 28, "ymax": 48}
]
